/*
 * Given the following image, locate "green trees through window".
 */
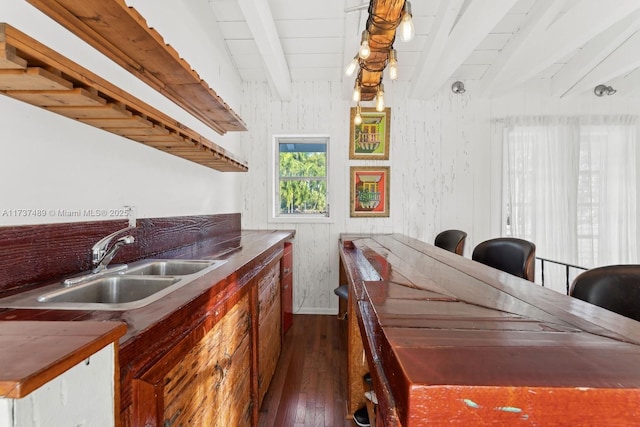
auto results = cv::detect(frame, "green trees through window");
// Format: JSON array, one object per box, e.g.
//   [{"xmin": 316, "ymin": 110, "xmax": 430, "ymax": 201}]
[{"xmin": 277, "ymin": 138, "xmax": 328, "ymax": 216}]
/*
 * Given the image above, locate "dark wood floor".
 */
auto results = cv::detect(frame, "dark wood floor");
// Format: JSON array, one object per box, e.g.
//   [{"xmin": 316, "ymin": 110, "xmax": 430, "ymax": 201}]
[{"xmin": 259, "ymin": 314, "xmax": 356, "ymax": 427}]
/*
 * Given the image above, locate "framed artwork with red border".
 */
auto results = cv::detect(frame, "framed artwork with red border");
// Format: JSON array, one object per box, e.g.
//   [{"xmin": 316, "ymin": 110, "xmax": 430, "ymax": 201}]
[{"xmin": 350, "ymin": 166, "xmax": 390, "ymax": 217}]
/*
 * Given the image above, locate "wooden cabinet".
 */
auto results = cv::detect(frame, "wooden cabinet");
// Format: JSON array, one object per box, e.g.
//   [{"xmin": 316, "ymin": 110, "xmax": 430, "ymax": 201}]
[
  {"xmin": 281, "ymin": 241, "xmax": 293, "ymax": 335},
  {"xmin": 133, "ymin": 293, "xmax": 253, "ymax": 427},
  {"xmin": 115, "ymin": 240, "xmax": 290, "ymax": 427},
  {"xmin": 258, "ymin": 263, "xmax": 282, "ymax": 406},
  {"xmin": 129, "ymin": 245, "xmax": 288, "ymax": 426}
]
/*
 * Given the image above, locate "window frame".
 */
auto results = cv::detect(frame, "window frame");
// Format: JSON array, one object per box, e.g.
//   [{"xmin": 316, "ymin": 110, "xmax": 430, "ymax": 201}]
[{"xmin": 269, "ymin": 134, "xmax": 332, "ymax": 224}]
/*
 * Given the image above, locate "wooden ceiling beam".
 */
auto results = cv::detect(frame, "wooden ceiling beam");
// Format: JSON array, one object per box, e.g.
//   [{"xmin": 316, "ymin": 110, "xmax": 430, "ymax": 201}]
[
  {"xmin": 478, "ymin": 0, "xmax": 563, "ymax": 97},
  {"xmin": 237, "ymin": 0, "xmax": 292, "ymax": 101},
  {"xmin": 409, "ymin": 0, "xmax": 462, "ymax": 99},
  {"xmin": 491, "ymin": 0, "xmax": 640, "ymax": 95},
  {"xmin": 411, "ymin": 0, "xmax": 517, "ymax": 99},
  {"xmin": 553, "ymin": 11, "xmax": 640, "ymax": 97},
  {"xmin": 562, "ymin": 30, "xmax": 640, "ymax": 97}
]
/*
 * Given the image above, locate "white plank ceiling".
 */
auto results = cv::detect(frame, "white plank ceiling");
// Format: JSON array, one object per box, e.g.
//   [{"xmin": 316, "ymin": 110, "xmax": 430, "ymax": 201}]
[{"xmin": 209, "ymin": 0, "xmax": 640, "ymax": 100}]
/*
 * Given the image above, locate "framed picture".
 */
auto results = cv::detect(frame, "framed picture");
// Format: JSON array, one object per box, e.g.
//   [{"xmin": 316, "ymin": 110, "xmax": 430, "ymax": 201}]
[
  {"xmin": 350, "ymin": 166, "xmax": 390, "ymax": 217},
  {"xmin": 349, "ymin": 107, "xmax": 390, "ymax": 160}
]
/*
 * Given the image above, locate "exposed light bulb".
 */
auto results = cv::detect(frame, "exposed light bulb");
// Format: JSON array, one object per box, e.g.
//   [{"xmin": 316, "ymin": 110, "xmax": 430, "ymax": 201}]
[
  {"xmin": 399, "ymin": 1, "xmax": 415, "ymax": 42},
  {"xmin": 375, "ymin": 84, "xmax": 385, "ymax": 112},
  {"xmin": 352, "ymin": 82, "xmax": 361, "ymax": 103},
  {"xmin": 345, "ymin": 55, "xmax": 359, "ymax": 77},
  {"xmin": 354, "ymin": 104, "xmax": 363, "ymax": 125},
  {"xmin": 359, "ymin": 31, "xmax": 371, "ymax": 59},
  {"xmin": 388, "ymin": 49, "xmax": 398, "ymax": 81}
]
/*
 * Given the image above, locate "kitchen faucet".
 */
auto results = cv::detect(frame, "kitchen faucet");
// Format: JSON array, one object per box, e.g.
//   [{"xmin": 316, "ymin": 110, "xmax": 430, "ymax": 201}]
[
  {"xmin": 92, "ymin": 233, "xmax": 135, "ymax": 273},
  {"xmin": 91, "ymin": 206, "xmax": 137, "ymax": 273},
  {"xmin": 63, "ymin": 206, "xmax": 137, "ymax": 286}
]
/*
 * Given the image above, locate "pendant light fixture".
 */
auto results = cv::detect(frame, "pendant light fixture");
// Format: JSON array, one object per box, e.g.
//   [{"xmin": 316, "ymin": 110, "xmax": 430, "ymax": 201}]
[
  {"xmin": 347, "ymin": 0, "xmax": 409, "ymax": 124},
  {"xmin": 352, "ymin": 79, "xmax": 361, "ymax": 103},
  {"xmin": 345, "ymin": 54, "xmax": 359, "ymax": 77},
  {"xmin": 354, "ymin": 104, "xmax": 363, "ymax": 125},
  {"xmin": 358, "ymin": 30, "xmax": 371, "ymax": 59},
  {"xmin": 388, "ymin": 49, "xmax": 398, "ymax": 81},
  {"xmin": 399, "ymin": 1, "xmax": 415, "ymax": 42},
  {"xmin": 375, "ymin": 84, "xmax": 385, "ymax": 112}
]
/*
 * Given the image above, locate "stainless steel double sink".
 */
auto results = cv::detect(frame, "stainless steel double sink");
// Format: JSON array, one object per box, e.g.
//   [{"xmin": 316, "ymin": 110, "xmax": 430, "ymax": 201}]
[{"xmin": 0, "ymin": 259, "xmax": 227, "ymax": 311}]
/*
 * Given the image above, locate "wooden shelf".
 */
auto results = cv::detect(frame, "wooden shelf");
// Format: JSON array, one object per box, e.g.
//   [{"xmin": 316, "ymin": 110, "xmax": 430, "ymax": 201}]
[
  {"xmin": 26, "ymin": 0, "xmax": 247, "ymax": 135},
  {"xmin": 0, "ymin": 23, "xmax": 247, "ymax": 172}
]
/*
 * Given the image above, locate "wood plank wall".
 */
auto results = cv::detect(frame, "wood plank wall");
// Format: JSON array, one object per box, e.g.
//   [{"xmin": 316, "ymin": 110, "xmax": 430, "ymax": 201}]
[
  {"xmin": 239, "ymin": 80, "xmax": 491, "ymax": 314},
  {"xmin": 0, "ymin": 213, "xmax": 241, "ymax": 295},
  {"xmin": 240, "ymin": 79, "xmax": 640, "ymax": 311}
]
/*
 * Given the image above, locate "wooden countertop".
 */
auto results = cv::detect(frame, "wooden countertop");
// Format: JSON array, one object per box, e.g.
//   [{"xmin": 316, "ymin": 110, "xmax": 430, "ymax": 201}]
[
  {"xmin": 0, "ymin": 229, "xmax": 293, "ymax": 405},
  {"xmin": 0, "ymin": 229, "xmax": 294, "ymax": 343},
  {"xmin": 340, "ymin": 234, "xmax": 640, "ymax": 426},
  {"xmin": 0, "ymin": 321, "xmax": 126, "ymax": 398}
]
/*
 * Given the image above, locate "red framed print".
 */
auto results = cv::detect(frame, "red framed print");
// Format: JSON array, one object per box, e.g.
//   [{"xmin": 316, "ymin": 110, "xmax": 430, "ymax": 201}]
[{"xmin": 350, "ymin": 166, "xmax": 390, "ymax": 217}]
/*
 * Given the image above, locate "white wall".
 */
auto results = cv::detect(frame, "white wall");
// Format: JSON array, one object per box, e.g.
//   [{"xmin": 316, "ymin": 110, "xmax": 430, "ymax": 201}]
[
  {"xmin": 0, "ymin": 0, "xmax": 245, "ymax": 226},
  {"xmin": 240, "ymin": 80, "xmax": 495, "ymax": 314},
  {"xmin": 241, "ymin": 79, "xmax": 640, "ymax": 313}
]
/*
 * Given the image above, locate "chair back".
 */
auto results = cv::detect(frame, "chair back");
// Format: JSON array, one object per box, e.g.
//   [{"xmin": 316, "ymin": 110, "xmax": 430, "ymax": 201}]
[
  {"xmin": 472, "ymin": 237, "xmax": 536, "ymax": 281},
  {"xmin": 434, "ymin": 229, "xmax": 467, "ymax": 256},
  {"xmin": 570, "ymin": 265, "xmax": 640, "ymax": 322}
]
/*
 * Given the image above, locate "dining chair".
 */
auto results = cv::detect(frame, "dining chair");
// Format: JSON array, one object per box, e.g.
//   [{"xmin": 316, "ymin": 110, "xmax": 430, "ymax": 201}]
[
  {"xmin": 570, "ymin": 265, "xmax": 640, "ymax": 322},
  {"xmin": 472, "ymin": 237, "xmax": 536, "ymax": 282},
  {"xmin": 434, "ymin": 229, "xmax": 467, "ymax": 256}
]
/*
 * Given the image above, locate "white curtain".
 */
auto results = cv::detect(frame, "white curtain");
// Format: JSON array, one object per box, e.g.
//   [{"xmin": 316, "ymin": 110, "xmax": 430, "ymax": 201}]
[
  {"xmin": 579, "ymin": 115, "xmax": 638, "ymax": 266},
  {"xmin": 503, "ymin": 116, "xmax": 581, "ymax": 264},
  {"xmin": 504, "ymin": 115, "xmax": 638, "ymax": 272}
]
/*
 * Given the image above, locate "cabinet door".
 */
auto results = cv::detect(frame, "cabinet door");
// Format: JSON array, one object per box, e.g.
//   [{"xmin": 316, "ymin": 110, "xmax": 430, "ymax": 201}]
[
  {"xmin": 134, "ymin": 293, "xmax": 252, "ymax": 427},
  {"xmin": 281, "ymin": 242, "xmax": 293, "ymax": 334},
  {"xmin": 258, "ymin": 264, "xmax": 282, "ymax": 406}
]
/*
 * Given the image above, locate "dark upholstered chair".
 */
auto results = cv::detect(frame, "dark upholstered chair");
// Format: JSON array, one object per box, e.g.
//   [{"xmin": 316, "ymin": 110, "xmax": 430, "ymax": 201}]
[
  {"xmin": 333, "ymin": 285, "xmax": 348, "ymax": 320},
  {"xmin": 434, "ymin": 229, "xmax": 467, "ymax": 256},
  {"xmin": 570, "ymin": 265, "xmax": 640, "ymax": 322},
  {"xmin": 472, "ymin": 237, "xmax": 536, "ymax": 282}
]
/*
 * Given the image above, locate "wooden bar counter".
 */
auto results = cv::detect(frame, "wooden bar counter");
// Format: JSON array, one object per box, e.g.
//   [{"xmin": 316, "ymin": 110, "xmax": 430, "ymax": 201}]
[{"xmin": 339, "ymin": 234, "xmax": 640, "ymax": 426}]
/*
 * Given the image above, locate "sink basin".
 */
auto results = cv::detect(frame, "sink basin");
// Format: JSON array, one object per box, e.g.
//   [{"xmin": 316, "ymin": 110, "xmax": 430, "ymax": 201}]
[
  {"xmin": 37, "ymin": 276, "xmax": 180, "ymax": 304},
  {"xmin": 123, "ymin": 259, "xmax": 220, "ymax": 276},
  {"xmin": 0, "ymin": 258, "xmax": 228, "ymax": 311}
]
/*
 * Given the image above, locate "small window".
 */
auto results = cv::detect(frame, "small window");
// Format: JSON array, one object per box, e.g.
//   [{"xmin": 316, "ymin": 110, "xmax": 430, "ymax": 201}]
[{"xmin": 273, "ymin": 135, "xmax": 329, "ymax": 221}]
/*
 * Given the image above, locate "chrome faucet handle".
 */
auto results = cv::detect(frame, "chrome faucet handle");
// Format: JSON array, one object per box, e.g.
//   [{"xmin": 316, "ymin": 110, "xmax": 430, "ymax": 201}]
[
  {"xmin": 92, "ymin": 234, "xmax": 135, "ymax": 273},
  {"xmin": 92, "ymin": 230, "xmax": 123, "ymax": 263},
  {"xmin": 89, "ymin": 206, "xmax": 137, "ymax": 273}
]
